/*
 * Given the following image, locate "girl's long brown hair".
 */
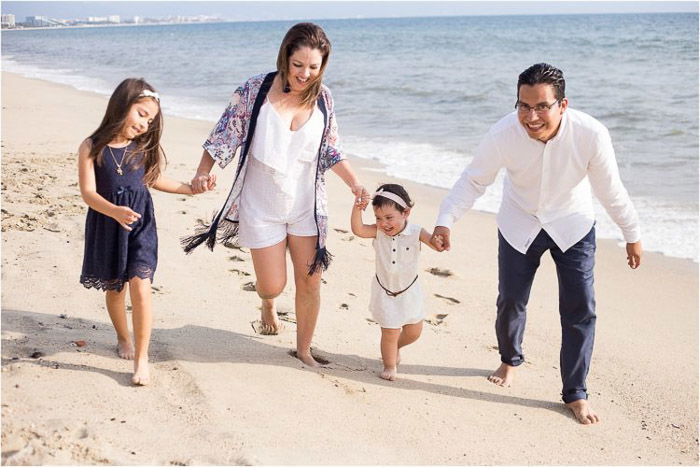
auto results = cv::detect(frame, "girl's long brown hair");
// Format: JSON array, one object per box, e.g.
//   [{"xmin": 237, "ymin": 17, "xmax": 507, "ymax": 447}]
[
  {"xmin": 88, "ymin": 78, "xmax": 165, "ymax": 186},
  {"xmin": 276, "ymin": 22, "xmax": 331, "ymax": 107}
]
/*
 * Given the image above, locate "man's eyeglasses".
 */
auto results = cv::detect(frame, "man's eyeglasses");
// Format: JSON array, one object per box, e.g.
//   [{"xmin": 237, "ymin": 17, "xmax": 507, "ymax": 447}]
[{"xmin": 514, "ymin": 100, "xmax": 560, "ymax": 114}]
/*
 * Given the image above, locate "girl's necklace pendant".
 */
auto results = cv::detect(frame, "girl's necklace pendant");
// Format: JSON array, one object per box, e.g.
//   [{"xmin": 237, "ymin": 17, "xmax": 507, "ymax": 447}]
[{"xmin": 108, "ymin": 145, "xmax": 127, "ymax": 176}]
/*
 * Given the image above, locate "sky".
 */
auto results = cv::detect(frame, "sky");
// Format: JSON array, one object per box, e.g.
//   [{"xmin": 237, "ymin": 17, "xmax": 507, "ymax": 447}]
[{"xmin": 2, "ymin": 1, "xmax": 698, "ymax": 21}]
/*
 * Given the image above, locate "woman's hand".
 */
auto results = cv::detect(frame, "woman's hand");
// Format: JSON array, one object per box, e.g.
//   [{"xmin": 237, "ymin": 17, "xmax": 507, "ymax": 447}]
[
  {"xmin": 190, "ymin": 172, "xmax": 217, "ymax": 194},
  {"xmin": 111, "ymin": 206, "xmax": 142, "ymax": 232},
  {"xmin": 351, "ymin": 184, "xmax": 370, "ymax": 210}
]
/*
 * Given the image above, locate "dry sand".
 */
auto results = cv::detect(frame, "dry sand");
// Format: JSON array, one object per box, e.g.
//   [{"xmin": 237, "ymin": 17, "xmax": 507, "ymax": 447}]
[{"xmin": 1, "ymin": 71, "xmax": 698, "ymax": 465}]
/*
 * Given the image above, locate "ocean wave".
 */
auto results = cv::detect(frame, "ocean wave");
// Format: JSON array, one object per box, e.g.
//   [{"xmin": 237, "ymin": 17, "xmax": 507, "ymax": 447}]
[{"xmin": 344, "ymin": 134, "xmax": 697, "ymax": 262}]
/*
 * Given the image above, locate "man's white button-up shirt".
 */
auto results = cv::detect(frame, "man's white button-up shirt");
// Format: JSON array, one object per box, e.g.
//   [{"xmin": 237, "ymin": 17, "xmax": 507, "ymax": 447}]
[{"xmin": 436, "ymin": 109, "xmax": 640, "ymax": 254}]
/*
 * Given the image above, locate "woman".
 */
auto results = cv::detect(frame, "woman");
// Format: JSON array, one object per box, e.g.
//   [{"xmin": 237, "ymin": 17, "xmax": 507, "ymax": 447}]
[{"xmin": 184, "ymin": 22, "xmax": 368, "ymax": 367}]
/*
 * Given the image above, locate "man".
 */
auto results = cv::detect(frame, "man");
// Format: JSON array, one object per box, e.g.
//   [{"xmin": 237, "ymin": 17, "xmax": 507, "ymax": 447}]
[{"xmin": 432, "ymin": 63, "xmax": 642, "ymax": 424}]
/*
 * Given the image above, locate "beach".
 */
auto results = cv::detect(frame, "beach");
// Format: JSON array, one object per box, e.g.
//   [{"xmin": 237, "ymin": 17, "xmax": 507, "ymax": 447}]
[{"xmin": 1, "ymin": 71, "xmax": 698, "ymax": 464}]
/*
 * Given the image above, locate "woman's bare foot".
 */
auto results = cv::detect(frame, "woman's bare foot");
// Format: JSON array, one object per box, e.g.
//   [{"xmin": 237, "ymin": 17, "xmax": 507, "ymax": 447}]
[
  {"xmin": 380, "ymin": 367, "xmax": 397, "ymax": 381},
  {"xmin": 566, "ymin": 399, "xmax": 600, "ymax": 425},
  {"xmin": 117, "ymin": 339, "xmax": 134, "ymax": 360},
  {"xmin": 260, "ymin": 300, "xmax": 281, "ymax": 335},
  {"xmin": 296, "ymin": 351, "xmax": 321, "ymax": 368},
  {"xmin": 488, "ymin": 362, "xmax": 516, "ymax": 387},
  {"xmin": 131, "ymin": 358, "xmax": 150, "ymax": 386}
]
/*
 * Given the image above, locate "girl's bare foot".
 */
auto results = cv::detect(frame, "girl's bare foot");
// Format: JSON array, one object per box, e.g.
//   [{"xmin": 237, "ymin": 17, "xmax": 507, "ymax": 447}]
[
  {"xmin": 131, "ymin": 358, "xmax": 150, "ymax": 386},
  {"xmin": 566, "ymin": 399, "xmax": 600, "ymax": 424},
  {"xmin": 117, "ymin": 339, "xmax": 134, "ymax": 360},
  {"xmin": 380, "ymin": 367, "xmax": 397, "ymax": 381},
  {"xmin": 296, "ymin": 351, "xmax": 321, "ymax": 368},
  {"xmin": 260, "ymin": 301, "xmax": 281, "ymax": 335},
  {"xmin": 488, "ymin": 362, "xmax": 516, "ymax": 387}
]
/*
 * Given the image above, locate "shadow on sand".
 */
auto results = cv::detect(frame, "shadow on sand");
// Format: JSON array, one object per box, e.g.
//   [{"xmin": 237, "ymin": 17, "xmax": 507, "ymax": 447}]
[{"xmin": 2, "ymin": 308, "xmax": 570, "ymax": 419}]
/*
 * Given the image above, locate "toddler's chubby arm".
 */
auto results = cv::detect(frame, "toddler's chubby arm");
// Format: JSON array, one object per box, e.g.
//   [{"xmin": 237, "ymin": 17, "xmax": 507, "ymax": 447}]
[
  {"xmin": 419, "ymin": 228, "xmax": 443, "ymax": 251},
  {"xmin": 350, "ymin": 202, "xmax": 377, "ymax": 239},
  {"xmin": 78, "ymin": 139, "xmax": 141, "ymax": 232}
]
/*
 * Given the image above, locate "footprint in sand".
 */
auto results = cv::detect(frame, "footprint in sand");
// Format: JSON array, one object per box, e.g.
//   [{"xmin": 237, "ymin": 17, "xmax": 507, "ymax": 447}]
[
  {"xmin": 241, "ymin": 282, "xmax": 256, "ymax": 292},
  {"xmin": 250, "ymin": 319, "xmax": 286, "ymax": 335},
  {"xmin": 434, "ymin": 293, "xmax": 460, "ymax": 304},
  {"xmin": 229, "ymin": 255, "xmax": 245, "ymax": 262},
  {"xmin": 229, "ymin": 268, "xmax": 251, "ymax": 277},
  {"xmin": 425, "ymin": 313, "xmax": 449, "ymax": 326},
  {"xmin": 427, "ymin": 267, "xmax": 453, "ymax": 277},
  {"xmin": 288, "ymin": 349, "xmax": 330, "ymax": 366},
  {"xmin": 333, "ymin": 228, "xmax": 349, "ymax": 234}
]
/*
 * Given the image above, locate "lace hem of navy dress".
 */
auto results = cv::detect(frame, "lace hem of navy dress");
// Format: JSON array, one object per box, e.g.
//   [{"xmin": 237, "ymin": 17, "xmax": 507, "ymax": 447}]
[{"xmin": 80, "ymin": 267, "xmax": 155, "ymax": 292}]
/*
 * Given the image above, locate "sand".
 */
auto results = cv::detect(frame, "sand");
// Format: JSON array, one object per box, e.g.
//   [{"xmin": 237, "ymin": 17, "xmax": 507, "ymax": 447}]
[{"xmin": 1, "ymin": 71, "xmax": 698, "ymax": 465}]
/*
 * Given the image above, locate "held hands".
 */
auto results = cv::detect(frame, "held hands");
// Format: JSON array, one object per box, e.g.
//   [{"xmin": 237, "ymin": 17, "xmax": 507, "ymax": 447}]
[
  {"xmin": 352, "ymin": 184, "xmax": 370, "ymax": 210},
  {"xmin": 112, "ymin": 206, "xmax": 141, "ymax": 232},
  {"xmin": 190, "ymin": 172, "xmax": 217, "ymax": 194},
  {"xmin": 626, "ymin": 241, "xmax": 642, "ymax": 269},
  {"xmin": 431, "ymin": 226, "xmax": 451, "ymax": 252}
]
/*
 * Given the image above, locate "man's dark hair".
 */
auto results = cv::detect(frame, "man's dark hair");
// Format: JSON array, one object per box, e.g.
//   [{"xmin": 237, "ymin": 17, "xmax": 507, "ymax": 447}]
[{"xmin": 517, "ymin": 63, "xmax": 566, "ymax": 101}]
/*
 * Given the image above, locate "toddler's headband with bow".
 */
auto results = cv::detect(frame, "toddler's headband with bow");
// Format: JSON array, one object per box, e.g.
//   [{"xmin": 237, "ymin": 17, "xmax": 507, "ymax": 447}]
[{"xmin": 373, "ymin": 189, "xmax": 408, "ymax": 209}]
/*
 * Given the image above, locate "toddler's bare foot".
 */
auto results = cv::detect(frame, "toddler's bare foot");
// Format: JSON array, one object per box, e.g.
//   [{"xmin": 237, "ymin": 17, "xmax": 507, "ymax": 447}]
[
  {"xmin": 117, "ymin": 339, "xmax": 134, "ymax": 360},
  {"xmin": 260, "ymin": 301, "xmax": 281, "ymax": 335},
  {"xmin": 488, "ymin": 362, "xmax": 516, "ymax": 387},
  {"xmin": 380, "ymin": 367, "xmax": 397, "ymax": 381},
  {"xmin": 296, "ymin": 351, "xmax": 321, "ymax": 368},
  {"xmin": 566, "ymin": 399, "xmax": 600, "ymax": 425},
  {"xmin": 131, "ymin": 358, "xmax": 150, "ymax": 386}
]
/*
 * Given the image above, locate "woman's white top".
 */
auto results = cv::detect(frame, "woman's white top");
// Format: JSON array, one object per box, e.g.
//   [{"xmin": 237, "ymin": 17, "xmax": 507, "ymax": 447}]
[
  {"xmin": 240, "ymin": 99, "xmax": 324, "ymax": 223},
  {"xmin": 369, "ymin": 222, "xmax": 425, "ymax": 329}
]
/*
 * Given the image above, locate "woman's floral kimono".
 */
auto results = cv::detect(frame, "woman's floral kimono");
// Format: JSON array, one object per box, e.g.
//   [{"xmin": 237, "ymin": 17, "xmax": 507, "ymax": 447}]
[{"xmin": 182, "ymin": 72, "xmax": 345, "ymax": 274}]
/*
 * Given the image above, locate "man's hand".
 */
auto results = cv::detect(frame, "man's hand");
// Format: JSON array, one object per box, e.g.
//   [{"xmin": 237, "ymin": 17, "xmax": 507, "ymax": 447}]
[
  {"xmin": 626, "ymin": 241, "xmax": 642, "ymax": 269},
  {"xmin": 431, "ymin": 226, "xmax": 451, "ymax": 251}
]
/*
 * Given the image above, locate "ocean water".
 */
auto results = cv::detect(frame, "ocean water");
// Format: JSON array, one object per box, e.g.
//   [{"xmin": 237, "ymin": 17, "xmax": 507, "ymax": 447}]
[{"xmin": 3, "ymin": 13, "xmax": 698, "ymax": 261}]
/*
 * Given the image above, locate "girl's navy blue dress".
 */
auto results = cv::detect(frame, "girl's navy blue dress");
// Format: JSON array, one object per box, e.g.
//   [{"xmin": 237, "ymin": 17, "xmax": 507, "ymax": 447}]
[{"xmin": 80, "ymin": 144, "xmax": 158, "ymax": 291}]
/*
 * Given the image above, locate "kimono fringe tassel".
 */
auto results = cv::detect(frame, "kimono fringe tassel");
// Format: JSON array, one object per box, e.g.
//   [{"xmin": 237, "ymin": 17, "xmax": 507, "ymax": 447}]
[
  {"xmin": 308, "ymin": 247, "xmax": 333, "ymax": 276},
  {"xmin": 181, "ymin": 211, "xmax": 236, "ymax": 254}
]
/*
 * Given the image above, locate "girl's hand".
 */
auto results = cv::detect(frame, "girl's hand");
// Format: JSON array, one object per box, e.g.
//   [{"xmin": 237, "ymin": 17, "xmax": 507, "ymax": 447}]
[
  {"xmin": 191, "ymin": 172, "xmax": 215, "ymax": 194},
  {"xmin": 112, "ymin": 206, "xmax": 141, "ymax": 231}
]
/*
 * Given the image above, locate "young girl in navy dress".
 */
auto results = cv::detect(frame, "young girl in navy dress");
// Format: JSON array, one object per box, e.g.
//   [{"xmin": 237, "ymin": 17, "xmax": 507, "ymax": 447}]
[
  {"xmin": 351, "ymin": 183, "xmax": 440, "ymax": 381},
  {"xmin": 78, "ymin": 78, "xmax": 209, "ymax": 385}
]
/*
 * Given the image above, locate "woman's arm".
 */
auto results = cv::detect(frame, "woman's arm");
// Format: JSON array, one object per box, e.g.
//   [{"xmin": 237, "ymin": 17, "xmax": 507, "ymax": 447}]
[
  {"xmin": 350, "ymin": 202, "xmax": 377, "ymax": 239},
  {"xmin": 331, "ymin": 159, "xmax": 369, "ymax": 202},
  {"xmin": 78, "ymin": 139, "xmax": 141, "ymax": 231}
]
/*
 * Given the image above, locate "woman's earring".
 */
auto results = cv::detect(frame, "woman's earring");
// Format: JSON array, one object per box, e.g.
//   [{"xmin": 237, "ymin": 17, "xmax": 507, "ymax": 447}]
[{"xmin": 283, "ymin": 82, "xmax": 291, "ymax": 93}]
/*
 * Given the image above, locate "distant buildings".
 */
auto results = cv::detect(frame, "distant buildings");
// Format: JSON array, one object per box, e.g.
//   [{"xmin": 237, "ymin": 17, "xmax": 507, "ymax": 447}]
[
  {"xmin": 1, "ymin": 13, "xmax": 223, "ymax": 29},
  {"xmin": 1, "ymin": 14, "xmax": 15, "ymax": 28}
]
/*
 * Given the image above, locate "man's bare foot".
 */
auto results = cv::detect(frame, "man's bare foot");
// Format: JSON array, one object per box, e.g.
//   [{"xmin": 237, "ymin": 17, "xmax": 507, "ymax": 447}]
[
  {"xmin": 566, "ymin": 399, "xmax": 600, "ymax": 425},
  {"xmin": 488, "ymin": 362, "xmax": 516, "ymax": 387},
  {"xmin": 131, "ymin": 358, "xmax": 150, "ymax": 386},
  {"xmin": 260, "ymin": 301, "xmax": 281, "ymax": 335},
  {"xmin": 117, "ymin": 339, "xmax": 134, "ymax": 360},
  {"xmin": 296, "ymin": 351, "xmax": 321, "ymax": 368},
  {"xmin": 380, "ymin": 367, "xmax": 397, "ymax": 381}
]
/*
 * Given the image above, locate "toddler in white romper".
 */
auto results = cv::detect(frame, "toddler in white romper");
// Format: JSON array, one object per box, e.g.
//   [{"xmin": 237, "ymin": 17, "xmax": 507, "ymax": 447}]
[{"xmin": 350, "ymin": 183, "xmax": 440, "ymax": 380}]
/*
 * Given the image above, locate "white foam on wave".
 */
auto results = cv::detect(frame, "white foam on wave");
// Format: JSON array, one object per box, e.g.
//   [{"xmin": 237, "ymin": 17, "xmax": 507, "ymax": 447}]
[
  {"xmin": 3, "ymin": 57, "xmax": 114, "ymax": 97},
  {"xmin": 344, "ymin": 135, "xmax": 698, "ymax": 262}
]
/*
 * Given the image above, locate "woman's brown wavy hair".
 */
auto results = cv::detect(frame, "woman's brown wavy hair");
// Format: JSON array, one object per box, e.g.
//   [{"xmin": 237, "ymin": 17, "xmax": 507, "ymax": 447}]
[
  {"xmin": 88, "ymin": 77, "xmax": 165, "ymax": 186},
  {"xmin": 276, "ymin": 22, "xmax": 332, "ymax": 107}
]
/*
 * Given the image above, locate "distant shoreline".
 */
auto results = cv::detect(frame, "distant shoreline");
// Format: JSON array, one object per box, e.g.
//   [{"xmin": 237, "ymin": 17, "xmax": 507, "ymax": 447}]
[{"xmin": 3, "ymin": 10, "xmax": 696, "ymax": 32}]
